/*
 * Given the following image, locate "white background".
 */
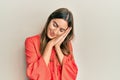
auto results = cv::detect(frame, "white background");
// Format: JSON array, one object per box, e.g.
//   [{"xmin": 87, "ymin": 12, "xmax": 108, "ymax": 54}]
[{"xmin": 0, "ymin": 0, "xmax": 120, "ymax": 80}]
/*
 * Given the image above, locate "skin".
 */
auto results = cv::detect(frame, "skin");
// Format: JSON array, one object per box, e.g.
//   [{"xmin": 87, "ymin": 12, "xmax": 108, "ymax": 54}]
[{"xmin": 42, "ymin": 19, "xmax": 72, "ymax": 65}]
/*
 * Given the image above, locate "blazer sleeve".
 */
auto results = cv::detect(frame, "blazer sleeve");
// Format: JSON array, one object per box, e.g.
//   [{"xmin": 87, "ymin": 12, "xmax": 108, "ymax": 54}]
[
  {"xmin": 25, "ymin": 37, "xmax": 50, "ymax": 80},
  {"xmin": 61, "ymin": 42, "xmax": 78, "ymax": 80}
]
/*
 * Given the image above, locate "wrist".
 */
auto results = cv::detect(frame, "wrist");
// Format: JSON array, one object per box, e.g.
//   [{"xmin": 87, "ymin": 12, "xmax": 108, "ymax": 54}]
[
  {"xmin": 55, "ymin": 44, "xmax": 60, "ymax": 49},
  {"xmin": 47, "ymin": 42, "xmax": 54, "ymax": 49},
  {"xmin": 48, "ymin": 40, "xmax": 54, "ymax": 46}
]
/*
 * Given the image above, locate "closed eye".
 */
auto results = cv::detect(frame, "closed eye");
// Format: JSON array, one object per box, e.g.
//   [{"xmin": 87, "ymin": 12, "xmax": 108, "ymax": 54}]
[
  {"xmin": 60, "ymin": 28, "xmax": 66, "ymax": 32},
  {"xmin": 53, "ymin": 21, "xmax": 58, "ymax": 27}
]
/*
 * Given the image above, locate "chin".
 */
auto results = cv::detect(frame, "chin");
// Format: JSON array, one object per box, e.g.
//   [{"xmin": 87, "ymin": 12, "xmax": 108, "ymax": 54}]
[{"xmin": 47, "ymin": 34, "xmax": 54, "ymax": 39}]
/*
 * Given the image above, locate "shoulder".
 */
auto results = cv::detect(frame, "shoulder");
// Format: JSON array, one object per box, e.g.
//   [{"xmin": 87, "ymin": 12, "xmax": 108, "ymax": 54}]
[
  {"xmin": 25, "ymin": 34, "xmax": 41, "ymax": 44},
  {"xmin": 25, "ymin": 34, "xmax": 40, "ymax": 41}
]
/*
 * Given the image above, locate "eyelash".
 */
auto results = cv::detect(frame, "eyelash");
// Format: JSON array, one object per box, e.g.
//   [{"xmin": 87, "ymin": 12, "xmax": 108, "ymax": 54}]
[
  {"xmin": 53, "ymin": 22, "xmax": 65, "ymax": 32},
  {"xmin": 60, "ymin": 29, "xmax": 64, "ymax": 32},
  {"xmin": 53, "ymin": 23, "xmax": 57, "ymax": 27}
]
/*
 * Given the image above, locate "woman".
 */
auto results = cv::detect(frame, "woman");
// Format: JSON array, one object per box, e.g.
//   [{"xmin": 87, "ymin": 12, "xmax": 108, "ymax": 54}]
[{"xmin": 25, "ymin": 8, "xmax": 78, "ymax": 80}]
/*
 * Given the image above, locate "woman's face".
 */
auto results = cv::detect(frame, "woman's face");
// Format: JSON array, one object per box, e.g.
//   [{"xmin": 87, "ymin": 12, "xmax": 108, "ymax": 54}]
[{"xmin": 47, "ymin": 18, "xmax": 68, "ymax": 39}]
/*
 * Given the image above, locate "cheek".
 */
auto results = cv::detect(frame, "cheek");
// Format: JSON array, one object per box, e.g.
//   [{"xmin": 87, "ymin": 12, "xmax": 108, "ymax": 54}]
[
  {"xmin": 57, "ymin": 32, "xmax": 64, "ymax": 36},
  {"xmin": 47, "ymin": 25, "xmax": 55, "ymax": 34},
  {"xmin": 48, "ymin": 23, "xmax": 55, "ymax": 29},
  {"xmin": 47, "ymin": 25, "xmax": 53, "ymax": 32}
]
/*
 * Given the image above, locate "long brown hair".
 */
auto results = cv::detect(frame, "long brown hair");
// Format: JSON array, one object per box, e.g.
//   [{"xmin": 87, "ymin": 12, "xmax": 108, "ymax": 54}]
[{"xmin": 40, "ymin": 8, "xmax": 74, "ymax": 55}]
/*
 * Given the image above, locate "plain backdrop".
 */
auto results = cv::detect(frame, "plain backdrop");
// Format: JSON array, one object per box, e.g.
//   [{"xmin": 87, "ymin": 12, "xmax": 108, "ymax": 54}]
[{"xmin": 0, "ymin": 0, "xmax": 120, "ymax": 80}]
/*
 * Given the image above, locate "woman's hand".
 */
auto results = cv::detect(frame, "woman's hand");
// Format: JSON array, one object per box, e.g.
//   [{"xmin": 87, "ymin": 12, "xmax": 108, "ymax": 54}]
[
  {"xmin": 55, "ymin": 27, "xmax": 72, "ymax": 47},
  {"xmin": 53, "ymin": 27, "xmax": 72, "ymax": 64},
  {"xmin": 49, "ymin": 27, "xmax": 72, "ymax": 47}
]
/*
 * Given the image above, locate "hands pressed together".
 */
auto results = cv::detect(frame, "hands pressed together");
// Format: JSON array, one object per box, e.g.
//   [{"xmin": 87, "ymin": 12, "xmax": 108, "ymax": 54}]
[
  {"xmin": 49, "ymin": 27, "xmax": 72, "ymax": 48},
  {"xmin": 42, "ymin": 27, "xmax": 72, "ymax": 65}
]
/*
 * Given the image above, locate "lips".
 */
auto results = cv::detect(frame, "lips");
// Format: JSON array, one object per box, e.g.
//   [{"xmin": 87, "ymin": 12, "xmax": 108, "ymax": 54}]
[{"xmin": 50, "ymin": 30, "xmax": 55, "ymax": 37}]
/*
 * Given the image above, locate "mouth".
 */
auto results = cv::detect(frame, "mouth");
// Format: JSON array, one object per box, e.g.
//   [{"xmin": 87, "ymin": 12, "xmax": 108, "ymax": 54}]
[
  {"xmin": 50, "ymin": 31, "xmax": 54, "ymax": 37},
  {"xmin": 49, "ymin": 30, "xmax": 55, "ymax": 37}
]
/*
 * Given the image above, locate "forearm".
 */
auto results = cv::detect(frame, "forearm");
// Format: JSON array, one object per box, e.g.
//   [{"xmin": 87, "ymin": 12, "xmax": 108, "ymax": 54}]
[
  {"xmin": 55, "ymin": 46, "xmax": 64, "ymax": 64},
  {"xmin": 42, "ymin": 42, "xmax": 53, "ymax": 65}
]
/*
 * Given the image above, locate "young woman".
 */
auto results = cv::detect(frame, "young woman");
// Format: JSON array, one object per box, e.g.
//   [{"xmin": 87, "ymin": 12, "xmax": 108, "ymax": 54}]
[{"xmin": 25, "ymin": 8, "xmax": 78, "ymax": 80}]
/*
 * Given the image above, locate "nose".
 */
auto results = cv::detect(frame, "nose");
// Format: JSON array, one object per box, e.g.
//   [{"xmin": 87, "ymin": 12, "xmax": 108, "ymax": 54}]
[{"xmin": 53, "ymin": 28, "xmax": 59, "ymax": 35}]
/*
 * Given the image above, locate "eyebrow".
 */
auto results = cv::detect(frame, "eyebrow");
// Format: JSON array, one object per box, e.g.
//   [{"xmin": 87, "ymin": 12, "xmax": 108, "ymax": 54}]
[{"xmin": 53, "ymin": 20, "xmax": 67, "ymax": 31}]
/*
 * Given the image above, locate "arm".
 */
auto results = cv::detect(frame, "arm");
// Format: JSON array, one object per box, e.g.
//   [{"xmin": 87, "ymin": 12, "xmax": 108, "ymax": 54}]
[
  {"xmin": 25, "ymin": 37, "xmax": 51, "ymax": 80},
  {"xmin": 54, "ymin": 45, "xmax": 64, "ymax": 64},
  {"xmin": 61, "ymin": 53, "xmax": 78, "ymax": 80},
  {"xmin": 42, "ymin": 41, "xmax": 53, "ymax": 65},
  {"xmin": 55, "ymin": 42, "xmax": 78, "ymax": 80}
]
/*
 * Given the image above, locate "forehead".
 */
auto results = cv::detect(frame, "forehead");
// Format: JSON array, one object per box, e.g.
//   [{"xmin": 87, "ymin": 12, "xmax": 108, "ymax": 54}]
[{"xmin": 52, "ymin": 18, "xmax": 68, "ymax": 29}]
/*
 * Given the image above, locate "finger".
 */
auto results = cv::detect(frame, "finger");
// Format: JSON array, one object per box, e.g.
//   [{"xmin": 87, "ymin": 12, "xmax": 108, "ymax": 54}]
[
  {"xmin": 54, "ymin": 27, "xmax": 72, "ymax": 44},
  {"xmin": 59, "ymin": 27, "xmax": 72, "ymax": 42},
  {"xmin": 63, "ymin": 27, "xmax": 72, "ymax": 37}
]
